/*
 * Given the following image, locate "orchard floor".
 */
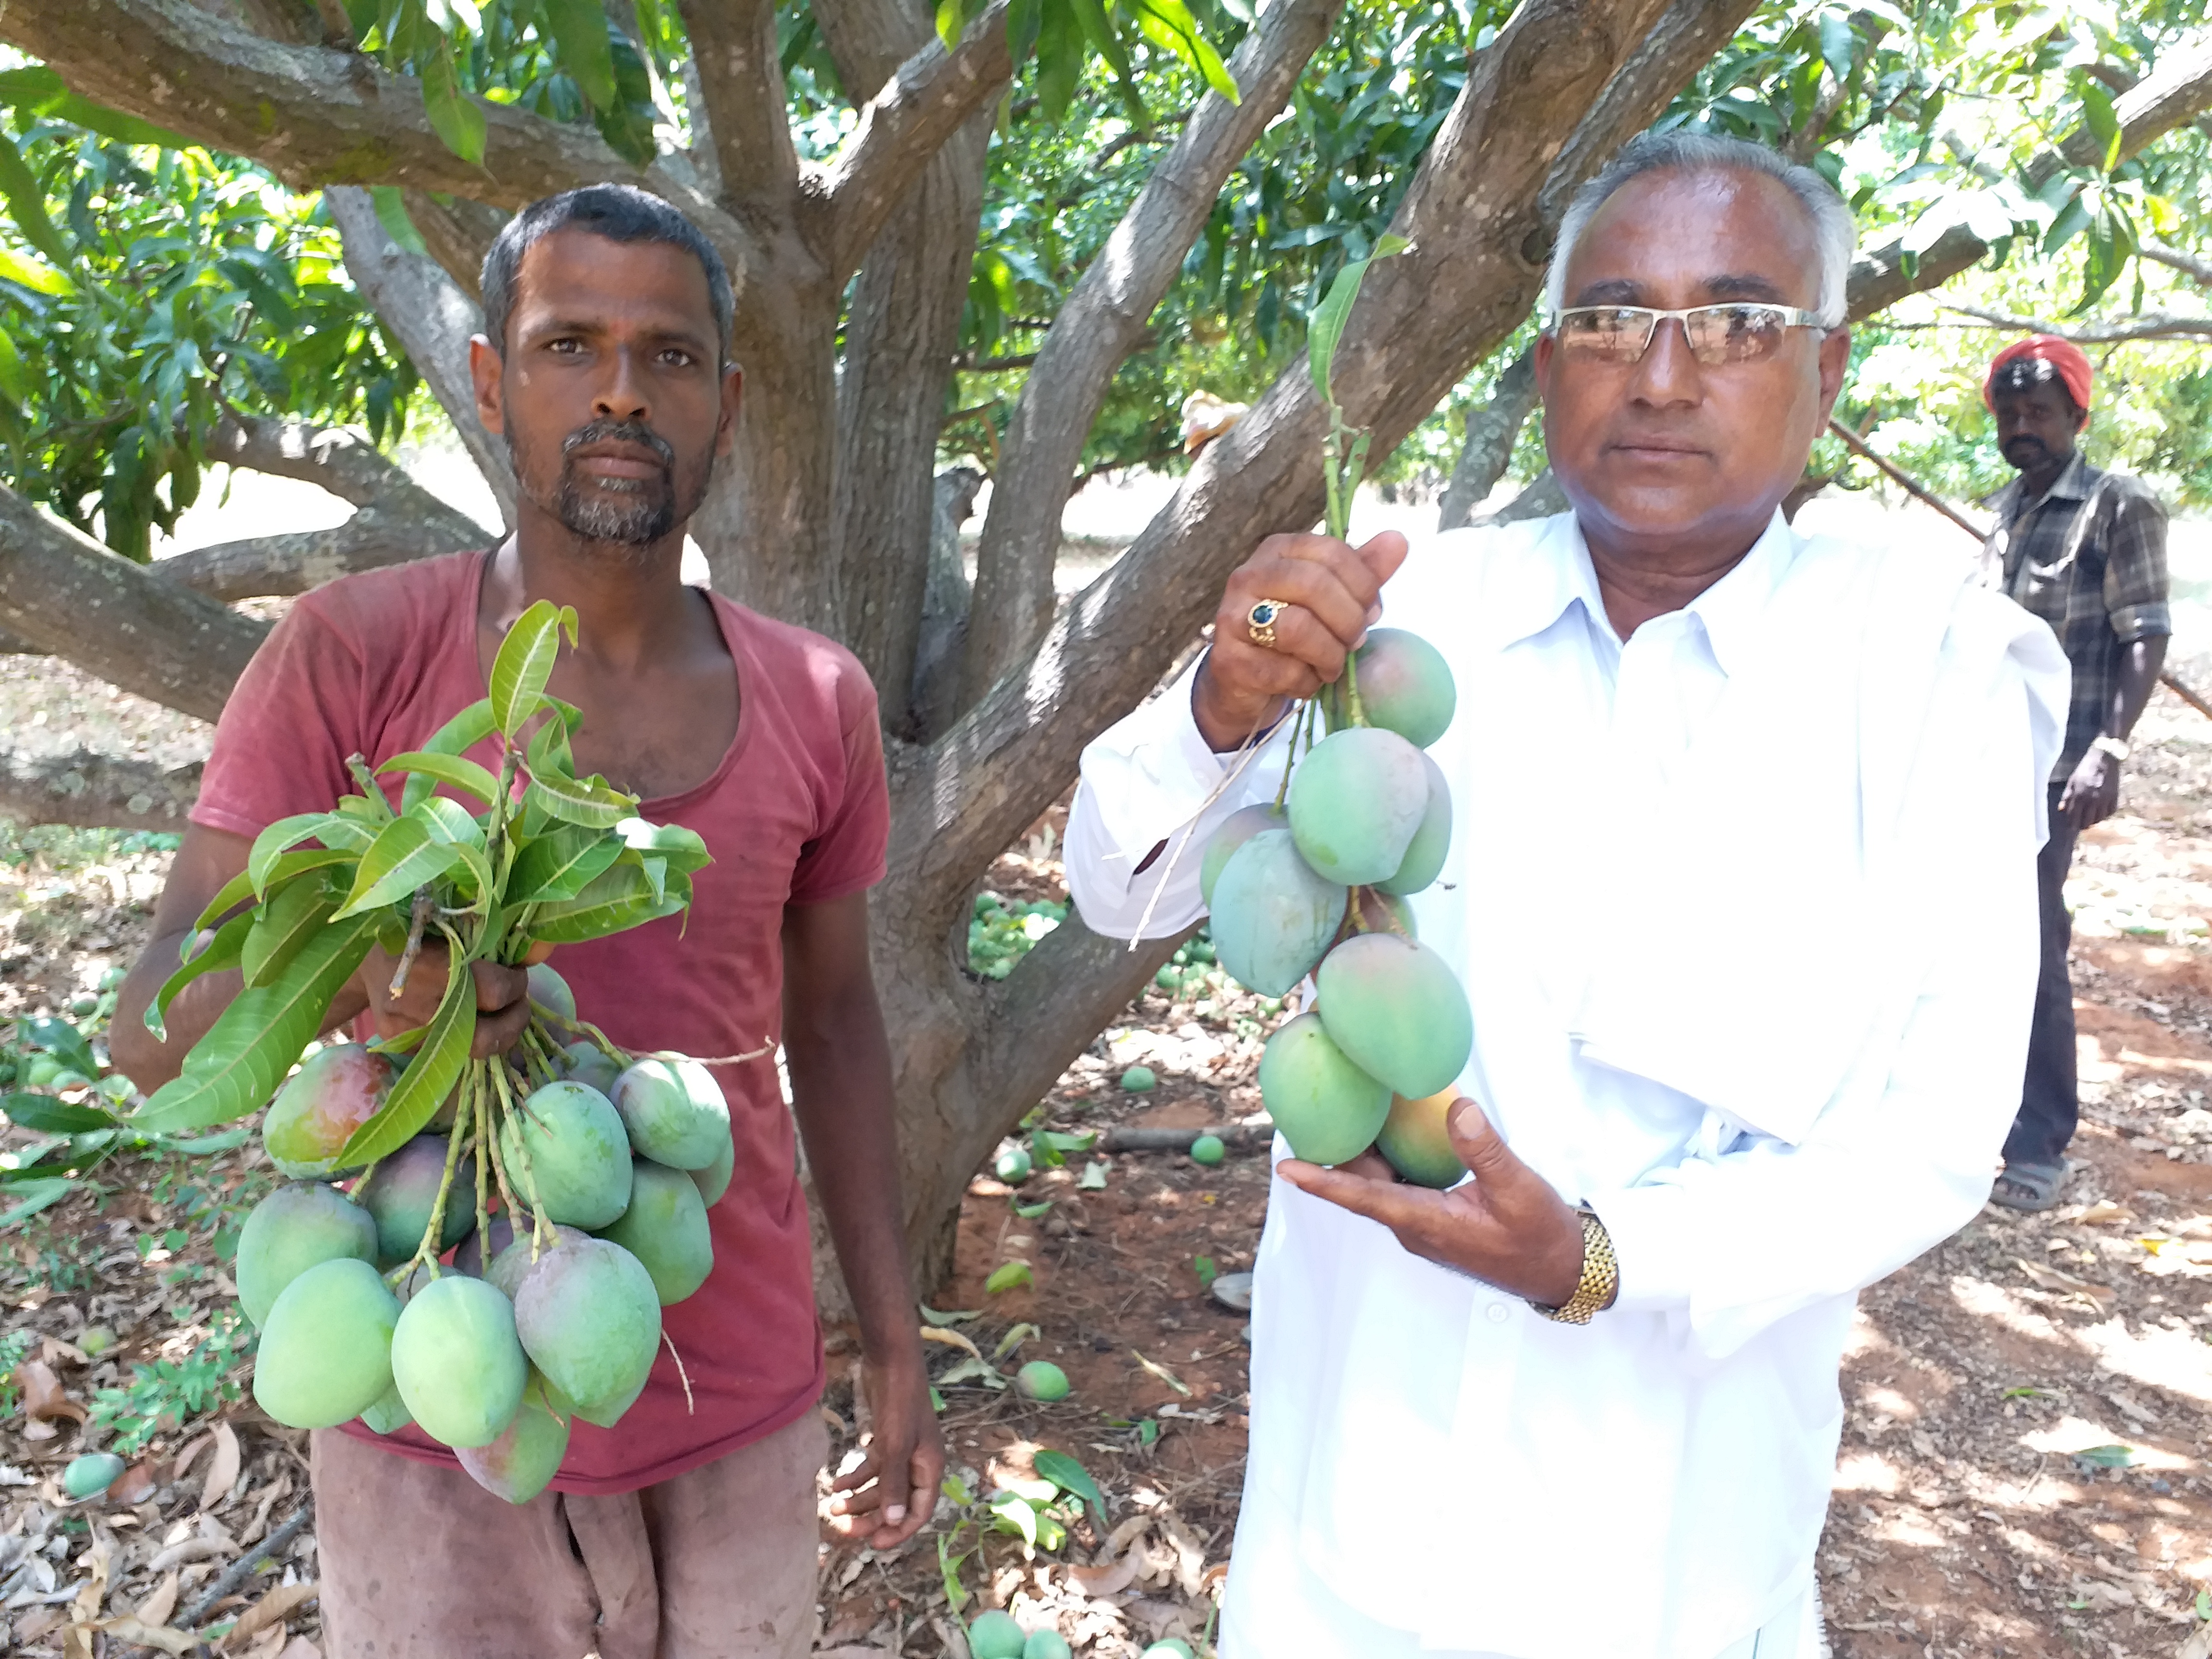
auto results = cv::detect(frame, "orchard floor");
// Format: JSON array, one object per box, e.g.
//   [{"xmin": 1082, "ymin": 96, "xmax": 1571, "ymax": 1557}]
[{"xmin": 14, "ymin": 658, "xmax": 2212, "ymax": 1656}]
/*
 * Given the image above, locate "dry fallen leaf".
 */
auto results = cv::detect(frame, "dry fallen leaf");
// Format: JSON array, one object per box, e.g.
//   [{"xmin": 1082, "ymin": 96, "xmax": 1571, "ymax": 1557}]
[
  {"xmin": 221, "ymin": 1580, "xmax": 320, "ymax": 1651},
  {"xmin": 16, "ymin": 1359, "xmax": 89, "ymax": 1425},
  {"xmin": 202, "ymin": 1420, "xmax": 242, "ymax": 1511},
  {"xmin": 171, "ymin": 1431, "xmax": 215, "ymax": 1479},
  {"xmin": 114, "ymin": 1456, "xmax": 168, "ymax": 1507},
  {"xmin": 134, "ymin": 1569, "xmax": 181, "ymax": 1628},
  {"xmin": 84, "ymin": 1615, "xmax": 199, "ymax": 1656}
]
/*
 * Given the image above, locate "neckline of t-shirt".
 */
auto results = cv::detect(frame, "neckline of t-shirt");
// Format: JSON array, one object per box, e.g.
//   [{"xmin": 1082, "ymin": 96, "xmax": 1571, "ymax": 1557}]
[{"xmin": 460, "ymin": 546, "xmax": 756, "ymax": 816}]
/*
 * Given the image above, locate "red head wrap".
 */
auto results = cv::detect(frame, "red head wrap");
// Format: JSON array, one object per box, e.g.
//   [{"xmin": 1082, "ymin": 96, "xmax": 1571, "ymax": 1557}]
[{"xmin": 1984, "ymin": 335, "xmax": 2092, "ymax": 414}]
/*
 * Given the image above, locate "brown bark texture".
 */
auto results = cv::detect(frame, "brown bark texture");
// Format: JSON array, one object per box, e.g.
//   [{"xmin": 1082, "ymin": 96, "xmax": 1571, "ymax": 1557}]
[{"xmin": 4, "ymin": 0, "xmax": 1765, "ymax": 1303}]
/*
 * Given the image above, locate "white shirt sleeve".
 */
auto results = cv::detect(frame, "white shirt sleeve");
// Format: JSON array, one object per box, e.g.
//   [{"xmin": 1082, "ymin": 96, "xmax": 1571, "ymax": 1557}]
[
  {"xmin": 1587, "ymin": 592, "xmax": 2053, "ymax": 1362},
  {"xmin": 1064, "ymin": 653, "xmax": 1298, "ymax": 940}
]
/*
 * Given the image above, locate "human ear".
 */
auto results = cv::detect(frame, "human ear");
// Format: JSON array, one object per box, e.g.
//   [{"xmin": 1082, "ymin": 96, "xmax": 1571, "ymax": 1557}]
[{"xmin": 469, "ymin": 336, "xmax": 505, "ymax": 436}]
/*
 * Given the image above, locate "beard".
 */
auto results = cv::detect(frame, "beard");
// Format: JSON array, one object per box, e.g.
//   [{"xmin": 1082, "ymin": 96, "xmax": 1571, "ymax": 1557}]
[
  {"xmin": 2002, "ymin": 433, "xmax": 2053, "ymax": 470},
  {"xmin": 509, "ymin": 417, "xmax": 707, "ymax": 550}
]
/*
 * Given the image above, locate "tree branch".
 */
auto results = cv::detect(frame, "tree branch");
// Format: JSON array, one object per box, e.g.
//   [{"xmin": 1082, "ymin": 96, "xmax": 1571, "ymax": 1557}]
[
  {"xmin": 957, "ymin": 0, "xmax": 1350, "ymax": 710},
  {"xmin": 676, "ymin": 0, "xmax": 802, "ymax": 211},
  {"xmin": 894, "ymin": 0, "xmax": 1749, "ymax": 905},
  {"xmin": 1470, "ymin": 466, "xmax": 1567, "ymax": 527},
  {"xmin": 325, "ymin": 186, "xmax": 519, "ymax": 529},
  {"xmin": 1932, "ymin": 302, "xmax": 2212, "ymax": 342},
  {"xmin": 0, "ymin": 485, "xmax": 267, "ymax": 723},
  {"xmin": 399, "ymin": 190, "xmax": 509, "ymax": 301},
  {"xmin": 155, "ymin": 507, "xmax": 485, "ymax": 602},
  {"xmin": 1437, "ymin": 343, "xmax": 1537, "ymax": 530},
  {"xmin": 207, "ymin": 412, "xmax": 481, "ymax": 525},
  {"xmin": 0, "ymin": 748, "xmax": 204, "ymax": 831},
  {"xmin": 2142, "ymin": 237, "xmax": 2212, "ymax": 289},
  {"xmin": 816, "ymin": 0, "xmax": 1015, "ymax": 283},
  {"xmin": 2058, "ymin": 35, "xmax": 2212, "ymax": 171}
]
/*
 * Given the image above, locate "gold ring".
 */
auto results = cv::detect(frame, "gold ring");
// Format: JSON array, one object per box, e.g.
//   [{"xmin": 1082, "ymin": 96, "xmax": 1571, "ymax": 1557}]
[{"xmin": 1247, "ymin": 598, "xmax": 1288, "ymax": 649}]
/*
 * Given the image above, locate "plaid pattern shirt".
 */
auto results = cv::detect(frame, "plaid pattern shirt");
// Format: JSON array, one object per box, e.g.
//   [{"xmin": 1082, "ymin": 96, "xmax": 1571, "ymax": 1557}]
[{"xmin": 1980, "ymin": 453, "xmax": 2170, "ymax": 782}]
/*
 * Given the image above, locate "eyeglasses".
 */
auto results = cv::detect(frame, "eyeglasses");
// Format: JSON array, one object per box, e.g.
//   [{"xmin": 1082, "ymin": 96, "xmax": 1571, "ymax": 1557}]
[{"xmin": 1550, "ymin": 303, "xmax": 1828, "ymax": 366}]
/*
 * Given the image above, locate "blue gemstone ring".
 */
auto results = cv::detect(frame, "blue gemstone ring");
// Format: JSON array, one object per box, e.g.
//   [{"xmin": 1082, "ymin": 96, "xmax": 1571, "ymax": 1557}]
[{"xmin": 1246, "ymin": 598, "xmax": 1288, "ymax": 648}]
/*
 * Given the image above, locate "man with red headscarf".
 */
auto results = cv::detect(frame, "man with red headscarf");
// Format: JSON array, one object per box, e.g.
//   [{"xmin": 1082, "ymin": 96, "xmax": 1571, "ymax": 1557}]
[{"xmin": 1981, "ymin": 335, "xmax": 2170, "ymax": 1211}]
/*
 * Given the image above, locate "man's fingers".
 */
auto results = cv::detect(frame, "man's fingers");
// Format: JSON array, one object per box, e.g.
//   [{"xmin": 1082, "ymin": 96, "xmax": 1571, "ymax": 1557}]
[
  {"xmin": 1356, "ymin": 529, "xmax": 1411, "ymax": 590},
  {"xmin": 1280, "ymin": 1157, "xmax": 1438, "ymax": 1231},
  {"xmin": 471, "ymin": 959, "xmax": 529, "ymax": 1013},
  {"xmin": 1445, "ymin": 1098, "xmax": 1519, "ymax": 1180}
]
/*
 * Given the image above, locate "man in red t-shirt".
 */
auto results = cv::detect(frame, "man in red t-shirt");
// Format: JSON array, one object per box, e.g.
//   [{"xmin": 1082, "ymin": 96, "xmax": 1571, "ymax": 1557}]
[{"xmin": 112, "ymin": 185, "xmax": 942, "ymax": 1659}]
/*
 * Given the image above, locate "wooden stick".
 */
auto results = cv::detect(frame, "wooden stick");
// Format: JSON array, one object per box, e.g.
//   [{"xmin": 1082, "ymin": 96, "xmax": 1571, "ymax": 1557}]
[{"xmin": 1825, "ymin": 418, "xmax": 2212, "ymax": 724}]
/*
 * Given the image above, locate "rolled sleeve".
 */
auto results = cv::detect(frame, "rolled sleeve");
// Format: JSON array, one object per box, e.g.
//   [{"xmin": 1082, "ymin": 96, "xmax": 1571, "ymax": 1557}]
[{"xmin": 2103, "ymin": 482, "xmax": 2171, "ymax": 644}]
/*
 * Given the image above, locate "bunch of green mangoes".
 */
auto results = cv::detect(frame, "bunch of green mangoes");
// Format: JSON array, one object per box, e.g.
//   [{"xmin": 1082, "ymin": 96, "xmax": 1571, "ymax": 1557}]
[
  {"xmin": 1201, "ymin": 629, "xmax": 1474, "ymax": 1183},
  {"xmin": 234, "ymin": 968, "xmax": 736, "ymax": 1503}
]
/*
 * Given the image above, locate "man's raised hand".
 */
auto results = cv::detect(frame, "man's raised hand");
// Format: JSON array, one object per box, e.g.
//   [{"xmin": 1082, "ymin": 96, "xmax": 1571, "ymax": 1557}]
[
  {"xmin": 1193, "ymin": 530, "xmax": 1409, "ymax": 751},
  {"xmin": 1279, "ymin": 1099, "xmax": 1593, "ymax": 1309},
  {"xmin": 354, "ymin": 941, "xmax": 531, "ymax": 1060}
]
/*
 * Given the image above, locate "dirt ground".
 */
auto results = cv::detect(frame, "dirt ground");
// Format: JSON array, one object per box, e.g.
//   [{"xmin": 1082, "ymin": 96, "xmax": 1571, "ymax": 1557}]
[{"xmin": 13, "ymin": 660, "xmax": 2212, "ymax": 1656}]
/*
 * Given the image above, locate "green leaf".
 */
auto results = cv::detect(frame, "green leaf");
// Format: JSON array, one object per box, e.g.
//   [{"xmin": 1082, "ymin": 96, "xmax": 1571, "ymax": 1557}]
[
  {"xmin": 420, "ymin": 42, "xmax": 488, "ymax": 167},
  {"xmin": 490, "ymin": 600, "xmax": 577, "ymax": 739},
  {"xmin": 985, "ymin": 1260, "xmax": 1033, "ymax": 1293},
  {"xmin": 401, "ymin": 699, "xmax": 500, "ymax": 812},
  {"xmin": 367, "ymin": 184, "xmax": 431, "ymax": 257},
  {"xmin": 331, "ymin": 813, "xmax": 464, "ymax": 920},
  {"xmin": 0, "ymin": 128, "xmax": 70, "ymax": 268},
  {"xmin": 526, "ymin": 703, "xmax": 576, "ymax": 781},
  {"xmin": 23, "ymin": 1016, "xmax": 98, "ymax": 1078},
  {"xmin": 1063, "ymin": 0, "xmax": 1147, "ymax": 127},
  {"xmin": 2079, "ymin": 81, "xmax": 2122, "ymax": 175},
  {"xmin": 1192, "ymin": 1253, "xmax": 1216, "ymax": 1287},
  {"xmin": 505, "ymin": 822, "xmax": 625, "ymax": 904},
  {"xmin": 617, "ymin": 817, "xmax": 711, "ymax": 875},
  {"xmin": 0, "ymin": 1178, "xmax": 79, "ymax": 1229},
  {"xmin": 336, "ymin": 949, "xmax": 476, "ymax": 1164},
  {"xmin": 248, "ymin": 812, "xmax": 374, "ymax": 895},
  {"xmin": 1309, "ymin": 234, "xmax": 1410, "ymax": 409},
  {"xmin": 413, "ymin": 795, "xmax": 487, "ymax": 849},
  {"xmin": 526, "ymin": 771, "xmax": 636, "ymax": 830},
  {"xmin": 527, "ymin": 859, "xmax": 685, "ymax": 944},
  {"xmin": 1030, "ymin": 1448, "xmax": 1105, "ymax": 1527},
  {"xmin": 132, "ymin": 914, "xmax": 377, "ymax": 1133},
  {"xmin": 987, "ymin": 1490, "xmax": 1039, "ymax": 1548},
  {"xmin": 541, "ymin": 0, "xmax": 620, "ymax": 108},
  {"xmin": 379, "ymin": 749, "xmax": 501, "ymax": 806},
  {"xmin": 240, "ymin": 871, "xmax": 339, "ymax": 990},
  {"xmin": 0, "ymin": 243, "xmax": 69, "ymax": 296},
  {"xmin": 1, "ymin": 1092, "xmax": 118, "ymax": 1134},
  {"xmin": 1077, "ymin": 1159, "xmax": 1107, "ymax": 1190},
  {"xmin": 142, "ymin": 910, "xmax": 253, "ymax": 1042},
  {"xmin": 1126, "ymin": 0, "xmax": 1237, "ymax": 103},
  {"xmin": 2073, "ymin": 1443, "xmax": 2134, "ymax": 1468}
]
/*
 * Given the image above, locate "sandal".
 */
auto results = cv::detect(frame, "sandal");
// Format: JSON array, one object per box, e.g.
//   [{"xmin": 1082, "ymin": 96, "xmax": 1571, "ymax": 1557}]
[{"xmin": 1991, "ymin": 1159, "xmax": 2069, "ymax": 1213}]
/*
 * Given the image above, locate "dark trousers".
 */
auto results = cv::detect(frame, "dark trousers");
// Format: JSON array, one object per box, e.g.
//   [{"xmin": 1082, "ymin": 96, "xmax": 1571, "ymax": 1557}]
[{"xmin": 2005, "ymin": 783, "xmax": 2082, "ymax": 1167}]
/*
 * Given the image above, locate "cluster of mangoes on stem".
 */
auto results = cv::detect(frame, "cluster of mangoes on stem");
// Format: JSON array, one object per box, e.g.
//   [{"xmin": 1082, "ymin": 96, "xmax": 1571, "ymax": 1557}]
[
  {"xmin": 1202, "ymin": 629, "xmax": 1474, "ymax": 1186},
  {"xmin": 234, "ymin": 965, "xmax": 733, "ymax": 1503}
]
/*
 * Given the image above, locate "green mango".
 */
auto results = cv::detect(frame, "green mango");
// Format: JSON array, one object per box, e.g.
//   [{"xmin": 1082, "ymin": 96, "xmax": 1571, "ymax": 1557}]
[
  {"xmin": 457, "ymin": 1369, "xmax": 572, "ymax": 1503},
  {"xmin": 1208, "ymin": 830, "xmax": 1346, "ymax": 997},
  {"xmin": 610, "ymin": 1058, "xmax": 731, "ymax": 1171},
  {"xmin": 390, "ymin": 1273, "xmax": 528, "ymax": 1449},
  {"xmin": 1372, "ymin": 752, "xmax": 1451, "ymax": 898},
  {"xmin": 262, "ymin": 1044, "xmax": 397, "ymax": 1179},
  {"xmin": 235, "ymin": 1181, "xmax": 378, "ymax": 1328},
  {"xmin": 1314, "ymin": 933, "xmax": 1473, "ymax": 1100},
  {"xmin": 1256, "ymin": 1012, "xmax": 1390, "ymax": 1166},
  {"xmin": 1198, "ymin": 803, "xmax": 1287, "ymax": 907},
  {"xmin": 1287, "ymin": 727, "xmax": 1429, "ymax": 886},
  {"xmin": 1350, "ymin": 628, "xmax": 1457, "ymax": 748},
  {"xmin": 512, "ymin": 1237, "xmax": 661, "ymax": 1427},
  {"xmin": 1376, "ymin": 1087, "xmax": 1469, "ymax": 1189},
  {"xmin": 499, "ymin": 1082, "xmax": 632, "ymax": 1229},
  {"xmin": 253, "ymin": 1257, "xmax": 400, "ymax": 1430},
  {"xmin": 595, "ymin": 1162, "xmax": 714, "ymax": 1306},
  {"xmin": 356, "ymin": 1133, "xmax": 474, "ymax": 1266}
]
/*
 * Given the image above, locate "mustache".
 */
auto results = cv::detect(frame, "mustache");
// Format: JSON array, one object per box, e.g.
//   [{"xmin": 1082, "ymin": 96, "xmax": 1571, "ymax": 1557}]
[
  {"xmin": 561, "ymin": 419, "xmax": 675, "ymax": 473},
  {"xmin": 2002, "ymin": 434, "xmax": 2052, "ymax": 460}
]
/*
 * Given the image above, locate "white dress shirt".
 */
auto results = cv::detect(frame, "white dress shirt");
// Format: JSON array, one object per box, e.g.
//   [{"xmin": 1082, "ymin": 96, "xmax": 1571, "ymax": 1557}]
[{"xmin": 1065, "ymin": 510, "xmax": 2068, "ymax": 1659}]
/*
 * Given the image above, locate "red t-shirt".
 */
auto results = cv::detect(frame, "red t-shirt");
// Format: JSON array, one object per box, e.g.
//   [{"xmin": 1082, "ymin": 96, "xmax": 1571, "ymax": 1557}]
[{"xmin": 192, "ymin": 549, "xmax": 889, "ymax": 1493}]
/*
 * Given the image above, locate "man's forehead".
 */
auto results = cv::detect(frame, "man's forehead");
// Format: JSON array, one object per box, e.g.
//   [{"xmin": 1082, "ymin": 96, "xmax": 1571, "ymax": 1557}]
[
  {"xmin": 510, "ymin": 228, "xmax": 716, "ymax": 330},
  {"xmin": 1561, "ymin": 167, "xmax": 1820, "ymax": 304}
]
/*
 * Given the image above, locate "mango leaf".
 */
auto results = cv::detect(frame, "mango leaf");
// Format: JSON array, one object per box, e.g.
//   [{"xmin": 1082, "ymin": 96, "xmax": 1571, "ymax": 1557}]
[
  {"xmin": 240, "ymin": 872, "xmax": 339, "ymax": 990},
  {"xmin": 332, "ymin": 813, "xmax": 464, "ymax": 920},
  {"xmin": 1, "ymin": 1092, "xmax": 118, "ymax": 1135},
  {"xmin": 1308, "ymin": 233, "xmax": 1410, "ymax": 409},
  {"xmin": 445, "ymin": 840, "xmax": 497, "ymax": 908},
  {"xmin": 491, "ymin": 600, "xmax": 577, "ymax": 739},
  {"xmin": 369, "ymin": 184, "xmax": 431, "ymax": 257},
  {"xmin": 505, "ymin": 822, "xmax": 625, "ymax": 904},
  {"xmin": 1064, "ymin": 0, "xmax": 1147, "ymax": 127},
  {"xmin": 142, "ymin": 910, "xmax": 253, "ymax": 1042},
  {"xmin": 414, "ymin": 795, "xmax": 487, "ymax": 849},
  {"xmin": 401, "ymin": 698, "xmax": 500, "ymax": 812},
  {"xmin": 0, "ymin": 128, "xmax": 70, "ymax": 267},
  {"xmin": 987, "ymin": 1491, "xmax": 1039, "ymax": 1548},
  {"xmin": 133, "ymin": 914, "xmax": 377, "ymax": 1133},
  {"xmin": 541, "ymin": 0, "xmax": 620, "ymax": 108},
  {"xmin": 420, "ymin": 41, "xmax": 488, "ymax": 167},
  {"xmin": 526, "ymin": 700, "xmax": 577, "ymax": 781},
  {"xmin": 336, "ymin": 946, "xmax": 476, "ymax": 1164},
  {"xmin": 0, "ymin": 1178, "xmax": 79, "ymax": 1229},
  {"xmin": 527, "ymin": 859, "xmax": 686, "ymax": 944},
  {"xmin": 0, "ymin": 243, "xmax": 68, "ymax": 297},
  {"xmin": 1031, "ymin": 1449, "xmax": 1105, "ymax": 1527},
  {"xmin": 379, "ymin": 749, "xmax": 500, "ymax": 806},
  {"xmin": 526, "ymin": 770, "xmax": 635, "ymax": 830},
  {"xmin": 618, "ymin": 817, "xmax": 712, "ymax": 875},
  {"xmin": 22, "ymin": 1016, "xmax": 97, "ymax": 1078},
  {"xmin": 1125, "ymin": 0, "xmax": 1237, "ymax": 103},
  {"xmin": 2080, "ymin": 81, "xmax": 2122, "ymax": 175},
  {"xmin": 248, "ymin": 812, "xmax": 374, "ymax": 895},
  {"xmin": 985, "ymin": 1261, "xmax": 1033, "ymax": 1293}
]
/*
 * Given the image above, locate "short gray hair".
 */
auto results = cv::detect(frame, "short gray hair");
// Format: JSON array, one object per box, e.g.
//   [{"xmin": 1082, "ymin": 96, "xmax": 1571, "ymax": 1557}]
[{"xmin": 1544, "ymin": 133, "xmax": 1856, "ymax": 328}]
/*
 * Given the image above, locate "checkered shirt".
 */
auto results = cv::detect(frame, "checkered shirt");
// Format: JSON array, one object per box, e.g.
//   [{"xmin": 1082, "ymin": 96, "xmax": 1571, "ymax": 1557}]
[{"xmin": 1980, "ymin": 453, "xmax": 2170, "ymax": 782}]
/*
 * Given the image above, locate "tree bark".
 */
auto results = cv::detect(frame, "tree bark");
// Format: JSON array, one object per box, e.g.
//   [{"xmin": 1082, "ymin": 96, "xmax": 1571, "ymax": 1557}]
[
  {"xmin": 0, "ymin": 748, "xmax": 204, "ymax": 831},
  {"xmin": 911, "ymin": 469, "xmax": 984, "ymax": 742},
  {"xmin": 398, "ymin": 190, "xmax": 509, "ymax": 301},
  {"xmin": 155, "ymin": 509, "xmax": 486, "ymax": 603},
  {"xmin": 1437, "ymin": 344, "xmax": 1538, "ymax": 530},
  {"xmin": 1473, "ymin": 467, "xmax": 1568, "ymax": 528}
]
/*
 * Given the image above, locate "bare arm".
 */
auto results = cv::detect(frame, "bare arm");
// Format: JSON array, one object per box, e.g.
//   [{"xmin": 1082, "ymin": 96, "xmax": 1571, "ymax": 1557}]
[
  {"xmin": 2058, "ymin": 634, "xmax": 2168, "ymax": 830},
  {"xmin": 781, "ymin": 889, "xmax": 942, "ymax": 1549},
  {"xmin": 110, "ymin": 821, "xmax": 527, "ymax": 1094}
]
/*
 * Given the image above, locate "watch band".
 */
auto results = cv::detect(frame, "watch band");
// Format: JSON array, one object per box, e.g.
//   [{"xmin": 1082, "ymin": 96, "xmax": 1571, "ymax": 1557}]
[
  {"xmin": 2092, "ymin": 734, "xmax": 2131, "ymax": 762},
  {"xmin": 1529, "ymin": 1210, "xmax": 1618, "ymax": 1325}
]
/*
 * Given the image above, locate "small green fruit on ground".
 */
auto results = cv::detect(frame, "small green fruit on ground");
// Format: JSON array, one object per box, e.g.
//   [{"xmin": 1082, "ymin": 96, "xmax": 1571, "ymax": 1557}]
[
  {"xmin": 1188, "ymin": 1134, "xmax": 1226, "ymax": 1166},
  {"xmin": 1141, "ymin": 1642, "xmax": 1196, "ymax": 1659},
  {"xmin": 234, "ymin": 1181, "xmax": 377, "ymax": 1327},
  {"xmin": 253, "ymin": 1257, "xmax": 400, "ymax": 1430},
  {"xmin": 1014, "ymin": 1360, "xmax": 1070, "ymax": 1401},
  {"xmin": 1023, "ymin": 1631, "xmax": 1073, "ymax": 1659},
  {"xmin": 77, "ymin": 1326, "xmax": 115, "ymax": 1357},
  {"xmin": 967, "ymin": 1610, "xmax": 1027, "ymax": 1659},
  {"xmin": 995, "ymin": 1145, "xmax": 1033, "ymax": 1184},
  {"xmin": 527, "ymin": 962, "xmax": 577, "ymax": 1021},
  {"xmin": 500, "ymin": 1081, "xmax": 633, "ymax": 1229},
  {"xmin": 262, "ymin": 1044, "xmax": 398, "ymax": 1178},
  {"xmin": 62, "ymin": 1452, "xmax": 124, "ymax": 1499},
  {"xmin": 391, "ymin": 1274, "xmax": 529, "ymax": 1449},
  {"xmin": 596, "ymin": 1162, "xmax": 715, "ymax": 1306},
  {"xmin": 1120, "ymin": 1065, "xmax": 1157, "ymax": 1093}
]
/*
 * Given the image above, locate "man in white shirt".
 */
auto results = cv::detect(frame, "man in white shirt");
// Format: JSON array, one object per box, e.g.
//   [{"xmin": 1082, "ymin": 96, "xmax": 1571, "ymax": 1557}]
[{"xmin": 1064, "ymin": 133, "xmax": 2068, "ymax": 1659}]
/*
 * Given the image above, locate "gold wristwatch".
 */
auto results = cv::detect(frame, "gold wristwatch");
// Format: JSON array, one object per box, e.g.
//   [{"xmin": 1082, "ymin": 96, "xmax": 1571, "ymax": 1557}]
[{"xmin": 1529, "ymin": 1210, "xmax": 1618, "ymax": 1325}]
